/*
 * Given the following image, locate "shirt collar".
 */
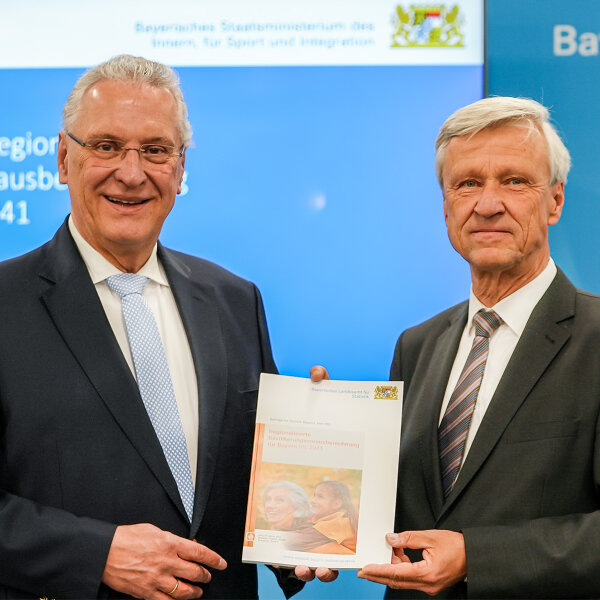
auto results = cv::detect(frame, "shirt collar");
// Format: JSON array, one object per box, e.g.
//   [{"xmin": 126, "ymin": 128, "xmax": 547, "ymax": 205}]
[
  {"xmin": 467, "ymin": 259, "xmax": 557, "ymax": 337},
  {"xmin": 68, "ymin": 215, "xmax": 169, "ymax": 287}
]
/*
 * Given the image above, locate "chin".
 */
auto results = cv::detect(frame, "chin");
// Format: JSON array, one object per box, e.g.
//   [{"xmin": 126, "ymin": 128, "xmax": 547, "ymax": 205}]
[{"xmin": 468, "ymin": 250, "xmax": 520, "ymax": 272}]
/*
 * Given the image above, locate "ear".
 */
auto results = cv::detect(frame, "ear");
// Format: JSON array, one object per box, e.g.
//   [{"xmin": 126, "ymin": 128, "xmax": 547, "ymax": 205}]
[
  {"xmin": 547, "ymin": 181, "xmax": 565, "ymax": 226},
  {"xmin": 443, "ymin": 192, "xmax": 449, "ymax": 225},
  {"xmin": 177, "ymin": 152, "xmax": 186, "ymax": 195},
  {"xmin": 57, "ymin": 131, "xmax": 69, "ymax": 184}
]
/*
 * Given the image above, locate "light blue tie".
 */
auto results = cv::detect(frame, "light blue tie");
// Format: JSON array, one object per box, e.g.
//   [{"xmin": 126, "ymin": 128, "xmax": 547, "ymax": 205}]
[{"xmin": 106, "ymin": 273, "xmax": 195, "ymax": 522}]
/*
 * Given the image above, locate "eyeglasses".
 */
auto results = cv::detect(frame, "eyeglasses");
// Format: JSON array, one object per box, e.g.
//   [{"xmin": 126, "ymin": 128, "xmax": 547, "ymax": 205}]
[{"xmin": 66, "ymin": 132, "xmax": 184, "ymax": 165}]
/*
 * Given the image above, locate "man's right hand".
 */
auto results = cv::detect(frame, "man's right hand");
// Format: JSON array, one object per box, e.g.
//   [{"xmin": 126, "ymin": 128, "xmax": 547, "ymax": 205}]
[
  {"xmin": 101, "ymin": 523, "xmax": 227, "ymax": 600},
  {"xmin": 310, "ymin": 365, "xmax": 330, "ymax": 382}
]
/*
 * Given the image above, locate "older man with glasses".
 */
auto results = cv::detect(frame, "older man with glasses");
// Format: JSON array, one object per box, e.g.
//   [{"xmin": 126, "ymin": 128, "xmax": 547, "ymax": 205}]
[{"xmin": 0, "ymin": 55, "xmax": 320, "ymax": 599}]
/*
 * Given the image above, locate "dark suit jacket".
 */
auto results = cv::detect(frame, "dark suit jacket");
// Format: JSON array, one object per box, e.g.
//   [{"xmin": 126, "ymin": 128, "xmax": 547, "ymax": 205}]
[
  {"xmin": 0, "ymin": 220, "xmax": 295, "ymax": 599},
  {"xmin": 388, "ymin": 269, "xmax": 600, "ymax": 599}
]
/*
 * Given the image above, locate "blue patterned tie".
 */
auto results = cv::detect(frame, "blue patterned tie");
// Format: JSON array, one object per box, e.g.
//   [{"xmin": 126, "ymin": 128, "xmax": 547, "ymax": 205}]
[
  {"xmin": 106, "ymin": 273, "xmax": 195, "ymax": 521},
  {"xmin": 438, "ymin": 309, "xmax": 503, "ymax": 498}
]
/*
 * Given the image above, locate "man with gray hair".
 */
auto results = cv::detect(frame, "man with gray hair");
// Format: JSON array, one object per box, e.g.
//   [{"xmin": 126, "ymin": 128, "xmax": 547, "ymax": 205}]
[
  {"xmin": 340, "ymin": 96, "xmax": 600, "ymax": 597},
  {"xmin": 0, "ymin": 55, "xmax": 315, "ymax": 599}
]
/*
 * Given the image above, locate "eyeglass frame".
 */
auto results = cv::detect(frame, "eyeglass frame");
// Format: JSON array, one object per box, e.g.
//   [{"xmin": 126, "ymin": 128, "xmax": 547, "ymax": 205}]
[{"xmin": 65, "ymin": 131, "xmax": 184, "ymax": 163}]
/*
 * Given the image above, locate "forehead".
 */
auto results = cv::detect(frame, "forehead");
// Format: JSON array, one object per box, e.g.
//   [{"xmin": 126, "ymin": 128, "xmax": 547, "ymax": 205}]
[
  {"xmin": 73, "ymin": 79, "xmax": 180, "ymax": 141},
  {"xmin": 443, "ymin": 124, "xmax": 550, "ymax": 176},
  {"xmin": 315, "ymin": 484, "xmax": 334, "ymax": 496}
]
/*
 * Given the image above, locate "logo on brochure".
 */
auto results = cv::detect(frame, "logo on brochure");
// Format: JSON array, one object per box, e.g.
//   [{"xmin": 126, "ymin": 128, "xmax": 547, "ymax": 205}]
[
  {"xmin": 374, "ymin": 385, "xmax": 399, "ymax": 400},
  {"xmin": 391, "ymin": 4, "xmax": 464, "ymax": 48}
]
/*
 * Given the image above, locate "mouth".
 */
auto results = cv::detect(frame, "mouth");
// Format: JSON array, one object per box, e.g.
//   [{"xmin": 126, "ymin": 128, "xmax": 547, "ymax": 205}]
[
  {"xmin": 105, "ymin": 195, "xmax": 149, "ymax": 206},
  {"xmin": 471, "ymin": 229, "xmax": 511, "ymax": 236}
]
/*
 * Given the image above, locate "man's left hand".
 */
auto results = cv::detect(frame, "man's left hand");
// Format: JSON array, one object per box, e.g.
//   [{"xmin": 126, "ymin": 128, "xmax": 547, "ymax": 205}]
[
  {"xmin": 357, "ymin": 530, "xmax": 466, "ymax": 596},
  {"xmin": 294, "ymin": 565, "xmax": 338, "ymax": 583}
]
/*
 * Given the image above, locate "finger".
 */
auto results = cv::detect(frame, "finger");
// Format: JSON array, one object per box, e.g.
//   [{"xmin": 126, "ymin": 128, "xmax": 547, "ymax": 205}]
[
  {"xmin": 294, "ymin": 565, "xmax": 316, "ymax": 581},
  {"xmin": 157, "ymin": 578, "xmax": 203, "ymax": 600},
  {"xmin": 386, "ymin": 530, "xmax": 434, "ymax": 550},
  {"xmin": 171, "ymin": 580, "xmax": 204, "ymax": 600},
  {"xmin": 310, "ymin": 365, "xmax": 330, "ymax": 382},
  {"xmin": 359, "ymin": 562, "xmax": 419, "ymax": 581},
  {"xmin": 172, "ymin": 560, "xmax": 213, "ymax": 584},
  {"xmin": 358, "ymin": 563, "xmax": 420, "ymax": 589},
  {"xmin": 315, "ymin": 567, "xmax": 338, "ymax": 582},
  {"xmin": 357, "ymin": 571, "xmax": 398, "ymax": 588},
  {"xmin": 154, "ymin": 586, "xmax": 203, "ymax": 600},
  {"xmin": 391, "ymin": 549, "xmax": 410, "ymax": 565},
  {"xmin": 177, "ymin": 540, "xmax": 227, "ymax": 570}
]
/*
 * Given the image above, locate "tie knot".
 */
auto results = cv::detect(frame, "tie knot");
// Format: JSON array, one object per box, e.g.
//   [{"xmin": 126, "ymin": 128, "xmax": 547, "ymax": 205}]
[
  {"xmin": 473, "ymin": 309, "xmax": 503, "ymax": 338},
  {"xmin": 106, "ymin": 273, "xmax": 148, "ymax": 298}
]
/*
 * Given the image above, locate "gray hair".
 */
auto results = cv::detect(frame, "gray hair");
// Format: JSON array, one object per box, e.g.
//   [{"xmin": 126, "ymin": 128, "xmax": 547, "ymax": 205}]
[
  {"xmin": 62, "ymin": 54, "xmax": 192, "ymax": 148},
  {"xmin": 435, "ymin": 96, "xmax": 571, "ymax": 187},
  {"xmin": 262, "ymin": 481, "xmax": 311, "ymax": 520}
]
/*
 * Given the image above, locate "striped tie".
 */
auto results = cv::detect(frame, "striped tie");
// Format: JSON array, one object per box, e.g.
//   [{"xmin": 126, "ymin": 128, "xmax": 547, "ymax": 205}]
[{"xmin": 439, "ymin": 309, "xmax": 503, "ymax": 498}]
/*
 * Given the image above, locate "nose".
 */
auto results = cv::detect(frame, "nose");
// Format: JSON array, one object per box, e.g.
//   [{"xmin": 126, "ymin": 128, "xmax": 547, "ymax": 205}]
[
  {"xmin": 113, "ymin": 148, "xmax": 147, "ymax": 187},
  {"xmin": 474, "ymin": 181, "xmax": 505, "ymax": 217}
]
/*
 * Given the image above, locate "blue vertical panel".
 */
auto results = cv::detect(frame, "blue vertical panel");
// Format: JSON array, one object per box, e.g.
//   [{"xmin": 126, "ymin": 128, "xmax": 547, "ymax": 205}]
[{"xmin": 486, "ymin": 0, "xmax": 600, "ymax": 292}]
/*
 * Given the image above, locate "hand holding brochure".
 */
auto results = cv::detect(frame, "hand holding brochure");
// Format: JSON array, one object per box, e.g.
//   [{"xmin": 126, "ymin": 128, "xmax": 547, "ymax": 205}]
[{"xmin": 242, "ymin": 373, "xmax": 403, "ymax": 569}]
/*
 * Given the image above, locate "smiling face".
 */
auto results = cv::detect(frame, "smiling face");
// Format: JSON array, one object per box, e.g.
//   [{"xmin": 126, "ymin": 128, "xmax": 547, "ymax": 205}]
[
  {"xmin": 311, "ymin": 483, "xmax": 343, "ymax": 520},
  {"xmin": 263, "ymin": 487, "xmax": 296, "ymax": 529},
  {"xmin": 441, "ymin": 124, "xmax": 564, "ymax": 295},
  {"xmin": 57, "ymin": 78, "xmax": 185, "ymax": 272}
]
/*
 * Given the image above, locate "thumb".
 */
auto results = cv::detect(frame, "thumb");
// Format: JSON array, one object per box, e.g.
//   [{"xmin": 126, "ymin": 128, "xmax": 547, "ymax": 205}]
[
  {"xmin": 386, "ymin": 530, "xmax": 430, "ymax": 550},
  {"xmin": 310, "ymin": 365, "xmax": 330, "ymax": 382}
]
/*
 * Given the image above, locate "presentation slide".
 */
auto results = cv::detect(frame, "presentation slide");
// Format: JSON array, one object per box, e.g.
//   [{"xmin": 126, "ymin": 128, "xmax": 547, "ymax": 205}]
[{"xmin": 0, "ymin": 2, "xmax": 483, "ymax": 597}]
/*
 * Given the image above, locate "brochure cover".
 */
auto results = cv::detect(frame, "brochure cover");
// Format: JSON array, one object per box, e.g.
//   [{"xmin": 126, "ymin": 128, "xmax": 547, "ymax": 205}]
[{"xmin": 242, "ymin": 373, "xmax": 402, "ymax": 569}]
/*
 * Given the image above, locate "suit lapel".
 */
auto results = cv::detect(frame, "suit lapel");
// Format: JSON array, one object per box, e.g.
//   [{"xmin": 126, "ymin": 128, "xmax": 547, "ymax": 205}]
[
  {"xmin": 439, "ymin": 271, "xmax": 575, "ymax": 518},
  {"xmin": 39, "ymin": 223, "xmax": 189, "ymax": 521},
  {"xmin": 413, "ymin": 304, "xmax": 468, "ymax": 518},
  {"xmin": 159, "ymin": 247, "xmax": 228, "ymax": 534}
]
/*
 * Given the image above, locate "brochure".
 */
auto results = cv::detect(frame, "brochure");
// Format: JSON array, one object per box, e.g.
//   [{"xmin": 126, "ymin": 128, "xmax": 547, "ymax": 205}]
[{"xmin": 242, "ymin": 373, "xmax": 402, "ymax": 569}]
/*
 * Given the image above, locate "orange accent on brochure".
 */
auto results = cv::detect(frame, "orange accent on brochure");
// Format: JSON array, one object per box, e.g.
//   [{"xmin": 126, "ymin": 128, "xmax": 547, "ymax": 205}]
[{"xmin": 243, "ymin": 422, "xmax": 265, "ymax": 547}]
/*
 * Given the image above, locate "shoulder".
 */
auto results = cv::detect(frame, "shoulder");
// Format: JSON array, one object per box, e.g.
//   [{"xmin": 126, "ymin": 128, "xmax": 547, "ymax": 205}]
[
  {"xmin": 574, "ymin": 287, "xmax": 600, "ymax": 311},
  {"xmin": 0, "ymin": 238, "xmax": 50, "ymax": 271},
  {"xmin": 389, "ymin": 301, "xmax": 467, "ymax": 381},
  {"xmin": 158, "ymin": 246, "xmax": 263, "ymax": 309},
  {"xmin": 0, "ymin": 240, "xmax": 51, "ymax": 295},
  {"xmin": 161, "ymin": 246, "xmax": 255, "ymax": 288},
  {"xmin": 570, "ymin": 288, "xmax": 600, "ymax": 340},
  {"xmin": 541, "ymin": 267, "xmax": 600, "ymax": 328},
  {"xmin": 399, "ymin": 301, "xmax": 467, "ymax": 349}
]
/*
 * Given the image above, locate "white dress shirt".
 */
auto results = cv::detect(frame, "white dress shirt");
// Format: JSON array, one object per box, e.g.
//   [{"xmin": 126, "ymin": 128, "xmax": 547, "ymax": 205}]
[
  {"xmin": 439, "ymin": 259, "xmax": 557, "ymax": 463},
  {"xmin": 68, "ymin": 217, "xmax": 199, "ymax": 484}
]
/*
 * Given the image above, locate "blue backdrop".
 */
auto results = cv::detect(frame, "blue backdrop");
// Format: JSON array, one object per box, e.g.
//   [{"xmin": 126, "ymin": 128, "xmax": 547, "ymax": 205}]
[
  {"xmin": 0, "ymin": 3, "xmax": 487, "ymax": 597},
  {"xmin": 0, "ymin": 62, "xmax": 482, "ymax": 599}
]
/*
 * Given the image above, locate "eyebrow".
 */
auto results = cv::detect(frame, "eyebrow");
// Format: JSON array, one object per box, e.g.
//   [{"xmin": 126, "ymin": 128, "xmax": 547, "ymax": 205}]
[{"xmin": 85, "ymin": 133, "xmax": 178, "ymax": 146}]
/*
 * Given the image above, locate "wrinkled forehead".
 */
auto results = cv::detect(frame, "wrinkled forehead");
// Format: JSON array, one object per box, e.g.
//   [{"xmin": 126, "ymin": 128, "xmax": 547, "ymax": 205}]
[
  {"xmin": 446, "ymin": 123, "xmax": 549, "ymax": 164},
  {"xmin": 441, "ymin": 123, "xmax": 552, "ymax": 186},
  {"xmin": 452, "ymin": 121, "xmax": 544, "ymax": 148},
  {"xmin": 75, "ymin": 79, "xmax": 179, "ymax": 133}
]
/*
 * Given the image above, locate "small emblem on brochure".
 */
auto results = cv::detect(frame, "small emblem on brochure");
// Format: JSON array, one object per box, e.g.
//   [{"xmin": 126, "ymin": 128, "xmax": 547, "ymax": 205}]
[{"xmin": 374, "ymin": 385, "xmax": 399, "ymax": 400}]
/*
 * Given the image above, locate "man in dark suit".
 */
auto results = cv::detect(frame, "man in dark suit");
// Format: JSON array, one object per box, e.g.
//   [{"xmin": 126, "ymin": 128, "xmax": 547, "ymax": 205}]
[
  {"xmin": 0, "ymin": 55, "xmax": 312, "ymax": 599},
  {"xmin": 347, "ymin": 96, "xmax": 600, "ymax": 597}
]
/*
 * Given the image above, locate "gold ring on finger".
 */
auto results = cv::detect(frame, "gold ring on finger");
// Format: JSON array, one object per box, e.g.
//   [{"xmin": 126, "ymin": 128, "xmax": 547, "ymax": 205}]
[{"xmin": 167, "ymin": 579, "xmax": 179, "ymax": 596}]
